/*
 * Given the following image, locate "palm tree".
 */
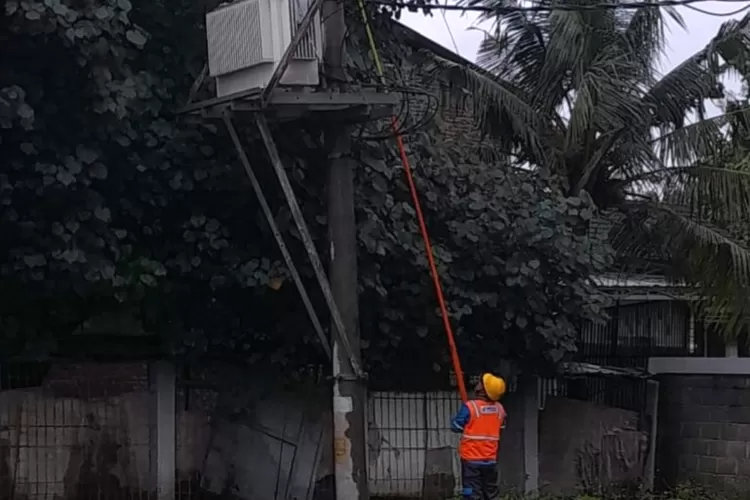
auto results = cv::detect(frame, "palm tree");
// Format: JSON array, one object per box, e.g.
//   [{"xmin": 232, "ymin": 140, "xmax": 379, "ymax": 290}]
[{"xmin": 422, "ymin": 0, "xmax": 750, "ymax": 332}]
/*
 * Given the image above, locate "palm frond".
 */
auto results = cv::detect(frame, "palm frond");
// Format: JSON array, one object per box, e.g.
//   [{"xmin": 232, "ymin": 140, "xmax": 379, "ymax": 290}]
[
  {"xmin": 659, "ymin": 163, "xmax": 750, "ymax": 225},
  {"xmin": 621, "ymin": 6, "xmax": 678, "ymax": 86},
  {"xmin": 473, "ymin": 12, "xmax": 546, "ymax": 93},
  {"xmin": 417, "ymin": 50, "xmax": 547, "ymax": 165},
  {"xmin": 642, "ymin": 13, "xmax": 750, "ymax": 129},
  {"xmin": 612, "ymin": 203, "xmax": 750, "ymax": 337},
  {"xmin": 651, "ymin": 111, "xmax": 731, "ymax": 166},
  {"xmin": 713, "ymin": 12, "xmax": 750, "ymax": 78}
]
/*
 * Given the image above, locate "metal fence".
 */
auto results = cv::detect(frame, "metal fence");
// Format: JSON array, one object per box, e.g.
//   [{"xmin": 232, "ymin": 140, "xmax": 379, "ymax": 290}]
[
  {"xmin": 539, "ymin": 374, "xmax": 649, "ymax": 413},
  {"xmin": 543, "ymin": 300, "xmax": 695, "ymax": 413},
  {"xmin": 0, "ymin": 361, "xmax": 154, "ymax": 500},
  {"xmin": 0, "ymin": 360, "xmax": 331, "ymax": 500},
  {"xmin": 368, "ymin": 391, "xmax": 461, "ymax": 498},
  {"xmin": 578, "ymin": 300, "xmax": 694, "ymax": 367}
]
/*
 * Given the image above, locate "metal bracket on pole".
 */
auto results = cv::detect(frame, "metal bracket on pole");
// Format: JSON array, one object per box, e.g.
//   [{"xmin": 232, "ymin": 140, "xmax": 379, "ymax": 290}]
[
  {"xmin": 186, "ymin": 64, "xmax": 208, "ymax": 107},
  {"xmin": 222, "ymin": 112, "xmax": 332, "ymax": 361},
  {"xmin": 260, "ymin": 0, "xmax": 326, "ymax": 106},
  {"xmin": 255, "ymin": 114, "xmax": 365, "ymax": 379}
]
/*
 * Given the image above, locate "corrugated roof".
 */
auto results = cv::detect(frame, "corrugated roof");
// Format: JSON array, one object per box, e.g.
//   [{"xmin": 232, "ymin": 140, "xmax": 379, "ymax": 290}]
[{"xmin": 592, "ymin": 274, "xmax": 676, "ymax": 288}]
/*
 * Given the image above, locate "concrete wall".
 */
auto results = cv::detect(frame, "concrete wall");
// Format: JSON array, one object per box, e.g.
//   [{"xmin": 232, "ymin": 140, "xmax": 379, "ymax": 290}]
[
  {"xmin": 1, "ymin": 362, "xmax": 546, "ymax": 500},
  {"xmin": 538, "ymin": 397, "xmax": 648, "ymax": 495},
  {"xmin": 657, "ymin": 374, "xmax": 750, "ymax": 492},
  {"xmin": 0, "ymin": 362, "xmax": 328, "ymax": 500}
]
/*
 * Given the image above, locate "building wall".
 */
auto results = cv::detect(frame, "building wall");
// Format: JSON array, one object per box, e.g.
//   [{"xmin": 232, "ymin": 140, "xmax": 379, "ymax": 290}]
[{"xmin": 657, "ymin": 374, "xmax": 750, "ymax": 492}]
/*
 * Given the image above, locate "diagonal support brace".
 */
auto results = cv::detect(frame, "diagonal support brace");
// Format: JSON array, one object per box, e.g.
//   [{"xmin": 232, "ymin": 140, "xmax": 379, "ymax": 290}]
[
  {"xmin": 223, "ymin": 113, "xmax": 332, "ymax": 361},
  {"xmin": 255, "ymin": 114, "xmax": 364, "ymax": 379}
]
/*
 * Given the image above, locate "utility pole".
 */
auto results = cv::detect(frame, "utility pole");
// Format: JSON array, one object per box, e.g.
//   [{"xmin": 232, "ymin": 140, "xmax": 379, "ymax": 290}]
[{"xmin": 322, "ymin": 0, "xmax": 369, "ymax": 498}]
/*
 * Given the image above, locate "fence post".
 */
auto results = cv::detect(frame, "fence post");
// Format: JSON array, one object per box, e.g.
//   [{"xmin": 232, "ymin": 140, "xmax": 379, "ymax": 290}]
[
  {"xmin": 644, "ymin": 379, "xmax": 660, "ymax": 490},
  {"xmin": 150, "ymin": 361, "xmax": 176, "ymax": 500},
  {"xmin": 522, "ymin": 377, "xmax": 539, "ymax": 493}
]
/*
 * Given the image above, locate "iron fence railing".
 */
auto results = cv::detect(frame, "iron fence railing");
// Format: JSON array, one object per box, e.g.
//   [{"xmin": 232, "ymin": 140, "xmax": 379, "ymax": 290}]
[{"xmin": 0, "ymin": 361, "xmax": 153, "ymax": 500}]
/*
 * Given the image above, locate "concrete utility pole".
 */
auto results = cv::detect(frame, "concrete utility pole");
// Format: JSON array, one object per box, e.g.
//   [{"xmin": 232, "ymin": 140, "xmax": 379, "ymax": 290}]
[{"xmin": 322, "ymin": 0, "xmax": 369, "ymax": 498}]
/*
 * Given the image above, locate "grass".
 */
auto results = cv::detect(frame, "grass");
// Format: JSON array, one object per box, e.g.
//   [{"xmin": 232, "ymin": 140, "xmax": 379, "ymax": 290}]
[
  {"xmin": 374, "ymin": 482, "xmax": 745, "ymax": 500},
  {"xmin": 430, "ymin": 483, "xmax": 745, "ymax": 500}
]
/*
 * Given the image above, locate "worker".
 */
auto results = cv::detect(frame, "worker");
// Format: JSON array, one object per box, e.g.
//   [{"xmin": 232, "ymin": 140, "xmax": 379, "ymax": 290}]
[{"xmin": 451, "ymin": 373, "xmax": 507, "ymax": 500}]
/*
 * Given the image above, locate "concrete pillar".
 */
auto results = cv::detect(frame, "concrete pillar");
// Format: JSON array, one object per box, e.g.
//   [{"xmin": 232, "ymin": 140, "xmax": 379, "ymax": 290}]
[
  {"xmin": 522, "ymin": 377, "xmax": 539, "ymax": 493},
  {"xmin": 149, "ymin": 361, "xmax": 176, "ymax": 500},
  {"xmin": 644, "ymin": 380, "xmax": 659, "ymax": 490},
  {"xmin": 726, "ymin": 340, "xmax": 739, "ymax": 358}
]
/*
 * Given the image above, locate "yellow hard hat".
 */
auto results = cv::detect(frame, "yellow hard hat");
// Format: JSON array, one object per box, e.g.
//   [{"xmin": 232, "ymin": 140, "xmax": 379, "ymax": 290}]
[{"xmin": 482, "ymin": 373, "xmax": 506, "ymax": 401}]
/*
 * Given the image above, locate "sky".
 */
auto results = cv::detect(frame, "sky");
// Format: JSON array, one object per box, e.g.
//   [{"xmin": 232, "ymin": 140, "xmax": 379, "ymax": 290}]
[{"xmin": 399, "ymin": 1, "xmax": 749, "ymax": 104}]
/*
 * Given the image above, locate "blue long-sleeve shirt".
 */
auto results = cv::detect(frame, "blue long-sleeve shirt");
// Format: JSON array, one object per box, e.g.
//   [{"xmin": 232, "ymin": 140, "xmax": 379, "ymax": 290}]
[{"xmin": 451, "ymin": 402, "xmax": 503, "ymax": 465}]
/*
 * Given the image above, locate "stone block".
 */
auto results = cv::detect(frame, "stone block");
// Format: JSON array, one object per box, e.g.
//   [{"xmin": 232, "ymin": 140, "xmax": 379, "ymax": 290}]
[
  {"xmin": 679, "ymin": 455, "xmax": 700, "ymax": 473},
  {"xmin": 680, "ymin": 422, "xmax": 702, "ymax": 439},
  {"xmin": 689, "ymin": 404, "xmax": 713, "ymax": 422},
  {"xmin": 685, "ymin": 376, "xmax": 715, "ymax": 388},
  {"xmin": 709, "ymin": 407, "xmax": 731, "ymax": 422},
  {"xmin": 716, "ymin": 457, "xmax": 739, "ymax": 475},
  {"xmin": 707, "ymin": 440, "xmax": 728, "ymax": 458},
  {"xmin": 721, "ymin": 423, "xmax": 740, "ymax": 440},
  {"xmin": 700, "ymin": 388, "xmax": 729, "ymax": 406},
  {"xmin": 698, "ymin": 456, "xmax": 718, "ymax": 474},
  {"xmin": 736, "ymin": 424, "xmax": 750, "ymax": 441},
  {"xmin": 676, "ymin": 438, "xmax": 708, "ymax": 456},
  {"xmin": 728, "ymin": 406, "xmax": 750, "ymax": 424},
  {"xmin": 721, "ymin": 423, "xmax": 750, "ymax": 442},
  {"xmin": 725, "ymin": 440, "xmax": 746, "ymax": 460},
  {"xmin": 738, "ymin": 458, "xmax": 750, "ymax": 478},
  {"xmin": 717, "ymin": 376, "xmax": 750, "ymax": 390},
  {"xmin": 700, "ymin": 423, "xmax": 721, "ymax": 440}
]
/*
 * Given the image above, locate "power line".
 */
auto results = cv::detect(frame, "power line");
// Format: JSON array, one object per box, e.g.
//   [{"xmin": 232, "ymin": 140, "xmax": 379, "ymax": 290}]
[
  {"xmin": 369, "ymin": 0, "xmax": 750, "ymax": 13},
  {"xmin": 686, "ymin": 3, "xmax": 750, "ymax": 16},
  {"xmin": 441, "ymin": 8, "xmax": 461, "ymax": 54}
]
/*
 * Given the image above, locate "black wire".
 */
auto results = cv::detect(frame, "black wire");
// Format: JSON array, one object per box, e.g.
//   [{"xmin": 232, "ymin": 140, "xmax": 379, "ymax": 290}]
[
  {"xmin": 358, "ymin": 88, "xmax": 441, "ymax": 140},
  {"xmin": 367, "ymin": 0, "xmax": 750, "ymax": 13},
  {"xmin": 685, "ymin": 3, "xmax": 750, "ymax": 16}
]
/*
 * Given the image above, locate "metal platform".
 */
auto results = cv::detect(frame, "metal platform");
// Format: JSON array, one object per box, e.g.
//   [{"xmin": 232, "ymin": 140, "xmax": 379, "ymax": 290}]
[{"xmin": 180, "ymin": 87, "xmax": 398, "ymax": 122}]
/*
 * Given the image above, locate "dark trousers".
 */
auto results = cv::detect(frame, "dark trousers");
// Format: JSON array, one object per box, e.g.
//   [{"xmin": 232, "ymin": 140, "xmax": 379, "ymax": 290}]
[{"xmin": 461, "ymin": 461, "xmax": 499, "ymax": 500}]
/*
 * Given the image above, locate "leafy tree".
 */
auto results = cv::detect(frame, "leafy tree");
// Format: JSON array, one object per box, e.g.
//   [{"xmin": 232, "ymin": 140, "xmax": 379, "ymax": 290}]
[
  {"xmin": 426, "ymin": 0, "xmax": 750, "ymax": 333},
  {"xmin": 1, "ymin": 0, "xmax": 611, "ymax": 376},
  {"xmin": 355, "ymin": 134, "xmax": 612, "ymax": 383},
  {"xmin": 0, "ymin": 0, "xmax": 316, "ymax": 363}
]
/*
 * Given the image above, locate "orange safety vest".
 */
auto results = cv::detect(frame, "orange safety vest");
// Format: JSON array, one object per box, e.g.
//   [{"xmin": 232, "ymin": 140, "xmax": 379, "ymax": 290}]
[{"xmin": 459, "ymin": 399, "xmax": 506, "ymax": 462}]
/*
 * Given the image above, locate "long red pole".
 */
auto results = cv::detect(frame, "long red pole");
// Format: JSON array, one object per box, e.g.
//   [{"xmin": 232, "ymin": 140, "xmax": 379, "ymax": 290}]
[{"xmin": 390, "ymin": 117, "xmax": 468, "ymax": 403}]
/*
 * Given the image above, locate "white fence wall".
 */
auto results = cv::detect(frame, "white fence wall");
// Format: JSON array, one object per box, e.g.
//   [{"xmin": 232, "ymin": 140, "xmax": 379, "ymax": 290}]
[{"xmin": 368, "ymin": 391, "xmax": 462, "ymax": 497}]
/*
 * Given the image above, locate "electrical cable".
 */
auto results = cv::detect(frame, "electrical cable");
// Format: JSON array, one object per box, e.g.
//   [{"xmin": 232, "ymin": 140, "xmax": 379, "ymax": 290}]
[
  {"xmin": 357, "ymin": 87, "xmax": 440, "ymax": 140},
  {"xmin": 440, "ymin": 0, "xmax": 461, "ymax": 55},
  {"xmin": 685, "ymin": 2, "xmax": 750, "ymax": 16},
  {"xmin": 356, "ymin": 0, "xmax": 469, "ymax": 402},
  {"xmin": 367, "ymin": 0, "xmax": 750, "ymax": 13}
]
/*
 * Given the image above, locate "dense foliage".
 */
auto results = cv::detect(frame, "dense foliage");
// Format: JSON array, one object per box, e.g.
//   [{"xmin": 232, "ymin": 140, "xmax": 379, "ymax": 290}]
[
  {"xmin": 0, "ymin": 0, "xmax": 610, "ymax": 376},
  {"xmin": 356, "ymin": 134, "xmax": 611, "ymax": 383}
]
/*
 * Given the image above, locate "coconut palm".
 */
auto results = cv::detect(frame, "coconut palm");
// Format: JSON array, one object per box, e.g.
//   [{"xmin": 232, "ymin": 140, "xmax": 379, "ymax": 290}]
[{"xmin": 422, "ymin": 0, "xmax": 750, "ymax": 332}]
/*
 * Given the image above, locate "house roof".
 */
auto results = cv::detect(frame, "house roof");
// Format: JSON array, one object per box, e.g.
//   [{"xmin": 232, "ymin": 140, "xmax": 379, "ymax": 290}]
[
  {"xmin": 593, "ymin": 274, "xmax": 674, "ymax": 289},
  {"xmin": 593, "ymin": 273, "xmax": 694, "ymax": 303},
  {"xmin": 391, "ymin": 21, "xmax": 479, "ymax": 69}
]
